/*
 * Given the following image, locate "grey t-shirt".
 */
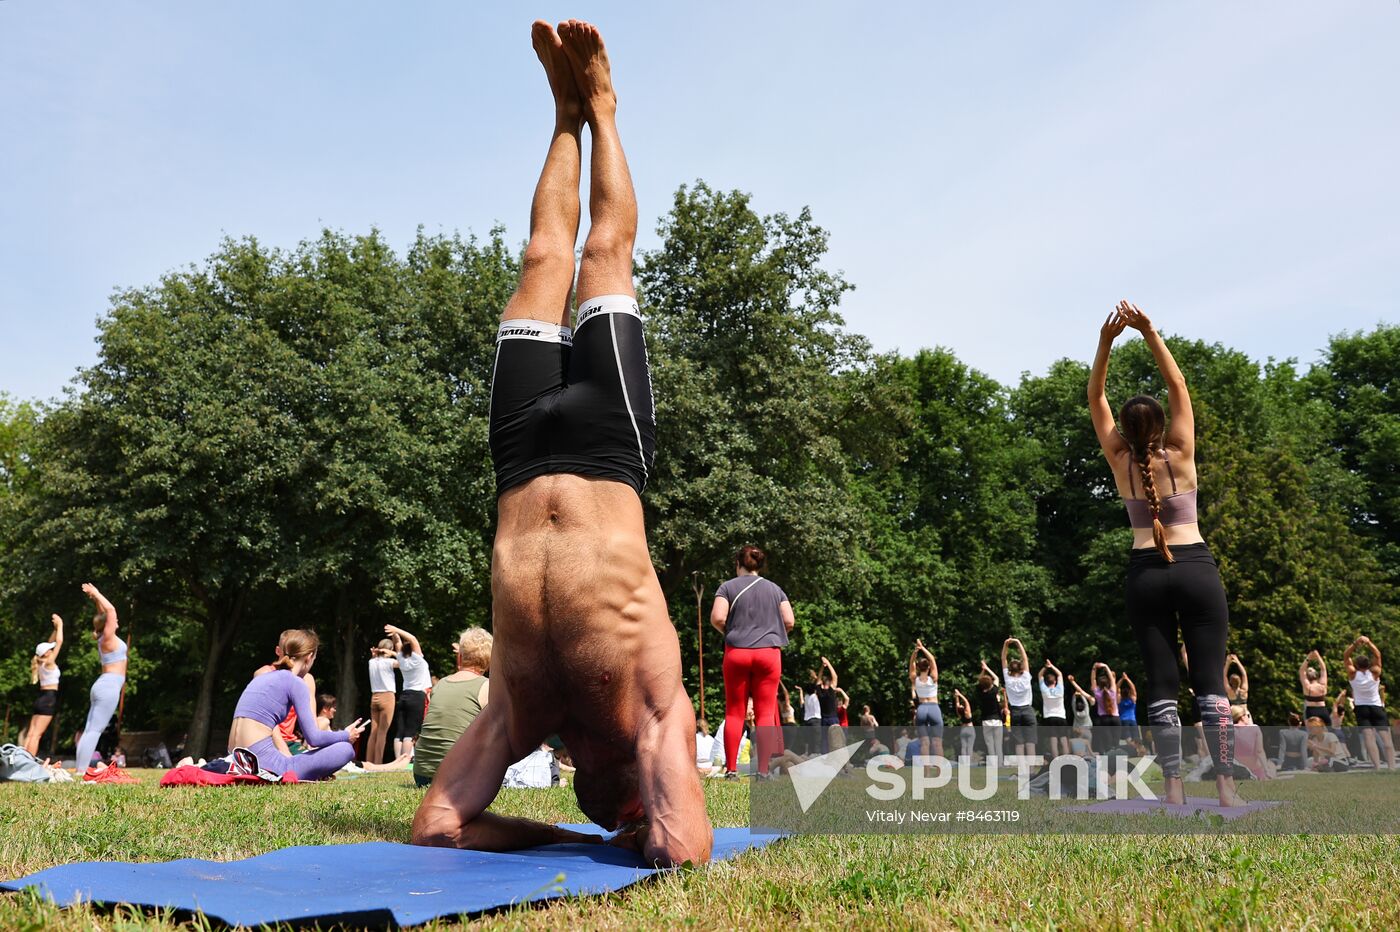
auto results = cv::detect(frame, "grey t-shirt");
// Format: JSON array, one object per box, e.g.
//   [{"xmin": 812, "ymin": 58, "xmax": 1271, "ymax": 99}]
[{"xmin": 716, "ymin": 575, "xmax": 790, "ymax": 649}]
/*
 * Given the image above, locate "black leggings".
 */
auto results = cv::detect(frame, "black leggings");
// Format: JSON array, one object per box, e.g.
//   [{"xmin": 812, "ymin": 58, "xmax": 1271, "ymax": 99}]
[{"xmin": 1126, "ymin": 543, "xmax": 1233, "ymax": 778}]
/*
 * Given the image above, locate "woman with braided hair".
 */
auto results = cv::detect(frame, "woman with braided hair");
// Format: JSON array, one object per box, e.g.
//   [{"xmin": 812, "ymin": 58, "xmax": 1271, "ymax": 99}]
[{"xmin": 1089, "ymin": 301, "xmax": 1242, "ymax": 807}]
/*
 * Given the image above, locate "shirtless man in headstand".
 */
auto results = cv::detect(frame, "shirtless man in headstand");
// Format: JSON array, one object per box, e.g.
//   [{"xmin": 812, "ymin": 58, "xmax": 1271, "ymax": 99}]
[{"xmin": 411, "ymin": 19, "xmax": 712, "ymax": 866}]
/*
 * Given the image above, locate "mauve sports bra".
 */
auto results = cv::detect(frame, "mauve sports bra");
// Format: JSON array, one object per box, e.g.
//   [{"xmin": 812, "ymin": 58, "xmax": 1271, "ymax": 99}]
[{"xmin": 1124, "ymin": 448, "xmax": 1198, "ymax": 529}]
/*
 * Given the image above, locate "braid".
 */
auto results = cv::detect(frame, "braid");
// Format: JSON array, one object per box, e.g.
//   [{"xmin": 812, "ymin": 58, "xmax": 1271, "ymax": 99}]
[{"xmin": 1136, "ymin": 447, "xmax": 1175, "ymax": 563}]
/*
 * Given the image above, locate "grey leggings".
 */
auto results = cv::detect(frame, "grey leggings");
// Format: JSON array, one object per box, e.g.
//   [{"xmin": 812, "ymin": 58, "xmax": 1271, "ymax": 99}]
[
  {"xmin": 959, "ymin": 725, "xmax": 976, "ymax": 759},
  {"xmin": 75, "ymin": 672, "xmax": 124, "ymax": 770}
]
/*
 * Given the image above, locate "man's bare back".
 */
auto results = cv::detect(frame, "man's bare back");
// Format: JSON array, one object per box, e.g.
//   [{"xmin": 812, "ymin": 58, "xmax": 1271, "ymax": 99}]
[{"xmin": 411, "ymin": 21, "xmax": 711, "ymax": 867}]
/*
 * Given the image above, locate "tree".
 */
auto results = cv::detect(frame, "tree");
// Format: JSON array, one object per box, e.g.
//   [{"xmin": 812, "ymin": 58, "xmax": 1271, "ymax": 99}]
[{"xmin": 1307, "ymin": 325, "xmax": 1400, "ymax": 583}]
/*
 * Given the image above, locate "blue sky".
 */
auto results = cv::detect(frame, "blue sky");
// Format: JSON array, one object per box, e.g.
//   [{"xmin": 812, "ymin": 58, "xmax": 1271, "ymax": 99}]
[{"xmin": 3, "ymin": 1, "xmax": 1397, "ymax": 403}]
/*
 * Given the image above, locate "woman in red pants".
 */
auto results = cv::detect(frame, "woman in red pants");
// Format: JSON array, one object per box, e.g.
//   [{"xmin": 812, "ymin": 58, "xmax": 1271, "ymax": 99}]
[{"xmin": 710, "ymin": 545, "xmax": 796, "ymax": 778}]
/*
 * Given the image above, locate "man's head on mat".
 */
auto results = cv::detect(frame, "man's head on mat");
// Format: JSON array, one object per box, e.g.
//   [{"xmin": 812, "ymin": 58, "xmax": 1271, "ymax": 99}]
[{"xmin": 573, "ymin": 761, "xmax": 644, "ymax": 829}]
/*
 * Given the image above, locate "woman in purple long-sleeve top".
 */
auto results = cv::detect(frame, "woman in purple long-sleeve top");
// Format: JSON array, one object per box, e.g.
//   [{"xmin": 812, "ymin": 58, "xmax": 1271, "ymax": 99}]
[{"xmin": 229, "ymin": 630, "xmax": 366, "ymax": 780}]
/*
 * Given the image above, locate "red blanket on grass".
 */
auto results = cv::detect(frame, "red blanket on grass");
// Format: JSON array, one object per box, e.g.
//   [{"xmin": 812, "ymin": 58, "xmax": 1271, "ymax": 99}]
[{"xmin": 160, "ymin": 765, "xmax": 298, "ymax": 787}]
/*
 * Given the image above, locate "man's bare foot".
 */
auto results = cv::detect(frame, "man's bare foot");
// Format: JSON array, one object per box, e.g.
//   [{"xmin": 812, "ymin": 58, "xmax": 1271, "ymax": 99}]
[
  {"xmin": 608, "ymin": 820, "xmax": 650, "ymax": 855},
  {"xmin": 531, "ymin": 20, "xmax": 581, "ymax": 124},
  {"xmin": 557, "ymin": 19, "xmax": 617, "ymax": 120}
]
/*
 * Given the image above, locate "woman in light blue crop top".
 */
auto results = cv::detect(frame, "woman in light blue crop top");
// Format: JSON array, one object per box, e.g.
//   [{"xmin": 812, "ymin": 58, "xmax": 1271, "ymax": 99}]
[
  {"xmin": 1089, "ymin": 301, "xmax": 1241, "ymax": 809},
  {"xmin": 73, "ymin": 583, "xmax": 129, "ymax": 776},
  {"xmin": 25, "ymin": 613, "xmax": 64, "ymax": 756}
]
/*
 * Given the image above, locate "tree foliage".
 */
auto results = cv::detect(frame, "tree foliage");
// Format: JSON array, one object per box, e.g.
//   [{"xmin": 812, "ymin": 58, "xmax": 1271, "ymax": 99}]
[{"xmin": 1, "ymin": 187, "xmax": 1395, "ymax": 747}]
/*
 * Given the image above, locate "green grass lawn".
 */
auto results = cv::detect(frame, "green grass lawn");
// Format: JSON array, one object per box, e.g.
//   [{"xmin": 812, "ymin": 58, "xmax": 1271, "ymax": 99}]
[{"xmin": 2, "ymin": 769, "xmax": 1398, "ymax": 930}]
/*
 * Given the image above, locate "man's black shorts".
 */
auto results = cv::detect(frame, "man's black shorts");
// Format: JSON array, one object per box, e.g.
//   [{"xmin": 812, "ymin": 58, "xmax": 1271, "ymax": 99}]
[{"xmin": 489, "ymin": 294, "xmax": 656, "ymax": 497}]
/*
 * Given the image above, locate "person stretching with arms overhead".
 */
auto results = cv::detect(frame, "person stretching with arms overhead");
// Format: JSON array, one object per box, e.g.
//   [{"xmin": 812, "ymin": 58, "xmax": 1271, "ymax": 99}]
[
  {"xmin": 1038, "ymin": 659, "xmax": 1069, "ymax": 759},
  {"xmin": 1089, "ymin": 301, "xmax": 1240, "ymax": 806},
  {"xmin": 909, "ymin": 639, "xmax": 942, "ymax": 759},
  {"xmin": 25, "ymin": 614, "xmax": 63, "ymax": 758},
  {"xmin": 1344, "ymin": 636, "xmax": 1396, "ymax": 770},
  {"xmin": 412, "ymin": 20, "xmax": 711, "ymax": 865},
  {"xmin": 1300, "ymin": 649, "xmax": 1330, "ymax": 723},
  {"xmin": 75, "ymin": 584, "xmax": 133, "ymax": 782},
  {"xmin": 1001, "ymin": 638, "xmax": 1037, "ymax": 759}
]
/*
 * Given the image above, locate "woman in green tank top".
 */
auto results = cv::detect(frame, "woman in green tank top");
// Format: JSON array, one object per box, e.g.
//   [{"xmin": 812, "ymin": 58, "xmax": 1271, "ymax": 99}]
[{"xmin": 414, "ymin": 628, "xmax": 493, "ymax": 787}]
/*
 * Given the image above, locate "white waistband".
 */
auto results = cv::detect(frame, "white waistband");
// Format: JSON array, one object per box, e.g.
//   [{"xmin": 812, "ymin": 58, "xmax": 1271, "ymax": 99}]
[
  {"xmin": 576, "ymin": 294, "xmax": 641, "ymax": 330},
  {"xmin": 496, "ymin": 319, "xmax": 573, "ymax": 345}
]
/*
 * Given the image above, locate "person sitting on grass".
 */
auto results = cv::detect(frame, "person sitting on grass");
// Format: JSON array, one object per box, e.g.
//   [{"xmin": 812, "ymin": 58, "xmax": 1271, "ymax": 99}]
[
  {"xmin": 1275, "ymin": 713, "xmax": 1308, "ymax": 772},
  {"xmin": 694, "ymin": 720, "xmax": 718, "ymax": 777},
  {"xmin": 311, "ymin": 695, "xmax": 413, "ymax": 776},
  {"xmin": 315, "ymin": 693, "xmax": 338, "ymax": 733},
  {"xmin": 228, "ymin": 629, "xmax": 366, "ymax": 781},
  {"xmin": 413, "ymin": 627, "xmax": 492, "ymax": 787},
  {"xmin": 248, "ymin": 629, "xmax": 317, "ymax": 757},
  {"xmin": 1306, "ymin": 717, "xmax": 1349, "ymax": 772},
  {"xmin": 1231, "ymin": 706, "xmax": 1273, "ymax": 781},
  {"xmin": 780, "ymin": 682, "xmax": 796, "ymax": 726}
]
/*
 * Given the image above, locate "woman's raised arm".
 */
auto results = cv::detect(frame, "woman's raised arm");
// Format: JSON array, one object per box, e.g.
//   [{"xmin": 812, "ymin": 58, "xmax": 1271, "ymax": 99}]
[
  {"xmin": 81, "ymin": 583, "xmax": 118, "ymax": 636},
  {"xmin": 1120, "ymin": 302, "xmax": 1194, "ymax": 455},
  {"xmin": 1089, "ymin": 309, "xmax": 1130, "ymax": 459}
]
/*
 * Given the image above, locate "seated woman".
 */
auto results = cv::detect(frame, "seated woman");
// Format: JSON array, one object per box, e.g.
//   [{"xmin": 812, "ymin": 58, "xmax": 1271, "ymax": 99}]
[
  {"xmin": 1231, "ymin": 707, "xmax": 1274, "ymax": 781},
  {"xmin": 228, "ymin": 630, "xmax": 365, "ymax": 781},
  {"xmin": 413, "ymin": 627, "xmax": 492, "ymax": 787}
]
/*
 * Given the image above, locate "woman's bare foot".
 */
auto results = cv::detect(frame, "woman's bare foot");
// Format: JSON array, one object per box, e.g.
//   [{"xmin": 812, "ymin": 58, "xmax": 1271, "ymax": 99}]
[
  {"xmin": 531, "ymin": 20, "xmax": 581, "ymax": 125},
  {"xmin": 1216, "ymin": 775, "xmax": 1246, "ymax": 807},
  {"xmin": 1163, "ymin": 776, "xmax": 1185, "ymax": 806},
  {"xmin": 557, "ymin": 19, "xmax": 617, "ymax": 120}
]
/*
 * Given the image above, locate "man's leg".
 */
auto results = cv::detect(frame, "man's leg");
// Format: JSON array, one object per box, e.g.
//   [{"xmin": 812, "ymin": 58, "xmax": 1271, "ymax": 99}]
[
  {"xmin": 632, "ymin": 682, "xmax": 714, "ymax": 865},
  {"xmin": 412, "ymin": 686, "xmax": 600, "ymax": 850},
  {"xmin": 503, "ymin": 21, "xmax": 584, "ymax": 325},
  {"xmin": 559, "ymin": 19, "xmax": 636, "ymax": 305}
]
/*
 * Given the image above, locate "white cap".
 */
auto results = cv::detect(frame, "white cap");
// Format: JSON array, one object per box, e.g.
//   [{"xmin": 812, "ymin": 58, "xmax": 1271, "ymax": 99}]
[{"xmin": 35, "ymin": 641, "xmax": 57, "ymax": 657}]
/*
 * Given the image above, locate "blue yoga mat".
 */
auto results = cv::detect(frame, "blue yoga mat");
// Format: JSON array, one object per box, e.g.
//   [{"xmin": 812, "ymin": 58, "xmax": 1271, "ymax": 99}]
[{"xmin": 2, "ymin": 825, "xmax": 782, "ymax": 927}]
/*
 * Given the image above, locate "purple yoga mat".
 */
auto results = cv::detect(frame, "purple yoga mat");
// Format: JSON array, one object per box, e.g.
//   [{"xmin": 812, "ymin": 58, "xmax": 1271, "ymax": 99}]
[{"xmin": 1071, "ymin": 798, "xmax": 1284, "ymax": 820}]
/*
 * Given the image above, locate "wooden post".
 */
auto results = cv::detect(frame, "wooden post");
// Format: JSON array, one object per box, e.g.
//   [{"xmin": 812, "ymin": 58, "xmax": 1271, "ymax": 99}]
[
  {"xmin": 115, "ymin": 596, "xmax": 134, "ymax": 739},
  {"xmin": 692, "ymin": 571, "xmax": 705, "ymax": 725}
]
